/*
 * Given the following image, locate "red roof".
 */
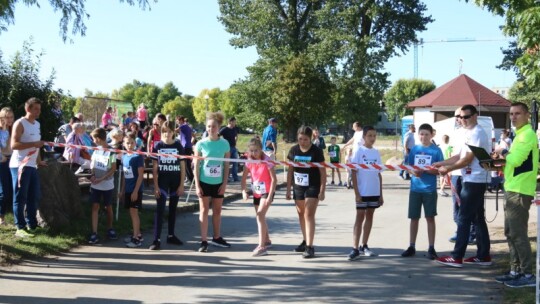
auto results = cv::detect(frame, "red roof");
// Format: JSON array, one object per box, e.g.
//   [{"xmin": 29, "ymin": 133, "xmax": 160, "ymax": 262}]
[{"xmin": 407, "ymin": 74, "xmax": 511, "ymax": 108}]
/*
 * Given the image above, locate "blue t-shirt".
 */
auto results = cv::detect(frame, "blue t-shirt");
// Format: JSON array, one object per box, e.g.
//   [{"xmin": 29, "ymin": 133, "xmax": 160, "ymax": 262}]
[
  {"xmin": 408, "ymin": 143, "xmax": 444, "ymax": 193},
  {"xmin": 262, "ymin": 125, "xmax": 277, "ymax": 151},
  {"xmin": 122, "ymin": 153, "xmax": 144, "ymax": 193}
]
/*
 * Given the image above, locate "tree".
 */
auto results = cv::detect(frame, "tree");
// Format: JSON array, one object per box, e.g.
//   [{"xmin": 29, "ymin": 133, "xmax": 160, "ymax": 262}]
[
  {"xmin": 191, "ymin": 88, "xmax": 222, "ymax": 124},
  {"xmin": 112, "ymin": 80, "xmax": 161, "ymax": 117},
  {"xmin": 507, "ymin": 80, "xmax": 540, "ymax": 108},
  {"xmin": 0, "ymin": 0, "xmax": 155, "ymax": 42},
  {"xmin": 470, "ymin": 1, "xmax": 540, "ymax": 87},
  {"xmin": 156, "ymin": 81, "xmax": 181, "ymax": 114},
  {"xmin": 161, "ymin": 95, "xmax": 195, "ymax": 123},
  {"xmin": 383, "ymin": 78, "xmax": 436, "ymax": 121}
]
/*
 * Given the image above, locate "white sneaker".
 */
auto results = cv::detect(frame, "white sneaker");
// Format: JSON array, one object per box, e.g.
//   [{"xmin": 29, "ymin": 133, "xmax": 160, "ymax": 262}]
[{"xmin": 362, "ymin": 246, "xmax": 377, "ymax": 256}]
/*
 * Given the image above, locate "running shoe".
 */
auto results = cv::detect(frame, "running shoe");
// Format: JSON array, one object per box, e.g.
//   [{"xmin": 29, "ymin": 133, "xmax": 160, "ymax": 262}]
[
  {"xmin": 265, "ymin": 240, "xmax": 273, "ymax": 248},
  {"xmin": 362, "ymin": 245, "xmax": 377, "ymax": 256},
  {"xmin": 107, "ymin": 228, "xmax": 118, "ymax": 240},
  {"xmin": 198, "ymin": 241, "xmax": 209, "ymax": 252},
  {"xmin": 427, "ymin": 248, "xmax": 438, "ymax": 260},
  {"xmin": 167, "ymin": 235, "xmax": 184, "ymax": 246},
  {"xmin": 468, "ymin": 237, "xmax": 477, "ymax": 245},
  {"xmin": 505, "ymin": 275, "xmax": 536, "ymax": 288},
  {"xmin": 149, "ymin": 240, "xmax": 161, "ymax": 250},
  {"xmin": 401, "ymin": 246, "xmax": 416, "ymax": 257},
  {"xmin": 252, "ymin": 246, "xmax": 268, "ymax": 257},
  {"xmin": 495, "ymin": 272, "xmax": 521, "ymax": 284},
  {"xmin": 348, "ymin": 249, "xmax": 361, "ymax": 261},
  {"xmin": 126, "ymin": 237, "xmax": 142, "ymax": 248},
  {"xmin": 294, "ymin": 240, "xmax": 306, "ymax": 253},
  {"xmin": 338, "ymin": 182, "xmax": 343, "ymax": 186},
  {"xmin": 15, "ymin": 228, "xmax": 35, "ymax": 238},
  {"xmin": 464, "ymin": 256, "xmax": 492, "ymax": 266},
  {"xmin": 88, "ymin": 233, "xmax": 99, "ymax": 244},
  {"xmin": 436, "ymin": 256, "xmax": 463, "ymax": 268},
  {"xmin": 211, "ymin": 237, "xmax": 231, "ymax": 248},
  {"xmin": 448, "ymin": 234, "xmax": 457, "ymax": 243},
  {"xmin": 302, "ymin": 246, "xmax": 315, "ymax": 259},
  {"xmin": 124, "ymin": 234, "xmax": 144, "ymax": 243}
]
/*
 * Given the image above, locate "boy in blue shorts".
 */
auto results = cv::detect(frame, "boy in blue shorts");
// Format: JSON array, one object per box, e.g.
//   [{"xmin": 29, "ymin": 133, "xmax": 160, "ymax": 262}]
[{"xmin": 401, "ymin": 123, "xmax": 443, "ymax": 260}]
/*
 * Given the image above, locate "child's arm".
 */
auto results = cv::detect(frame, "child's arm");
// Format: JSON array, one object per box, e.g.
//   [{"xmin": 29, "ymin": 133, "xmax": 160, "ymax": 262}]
[
  {"xmin": 177, "ymin": 160, "xmax": 185, "ymax": 196},
  {"xmin": 241, "ymin": 166, "xmax": 249, "ymax": 201},
  {"xmin": 132, "ymin": 165, "xmax": 144, "ymax": 202},
  {"xmin": 318, "ymin": 167, "xmax": 326, "ymax": 201},
  {"xmin": 193, "ymin": 149, "xmax": 203, "ymax": 198},
  {"xmin": 152, "ymin": 159, "xmax": 160, "ymax": 198},
  {"xmin": 378, "ymin": 172, "xmax": 384, "ymax": 206},
  {"xmin": 351, "ymin": 169, "xmax": 361, "ymax": 203},
  {"xmin": 119, "ymin": 170, "xmax": 125, "ymax": 202},
  {"xmin": 286, "ymin": 165, "xmax": 293, "ymax": 200},
  {"xmin": 218, "ymin": 151, "xmax": 231, "ymax": 195},
  {"xmin": 267, "ymin": 166, "xmax": 277, "ymax": 204}
]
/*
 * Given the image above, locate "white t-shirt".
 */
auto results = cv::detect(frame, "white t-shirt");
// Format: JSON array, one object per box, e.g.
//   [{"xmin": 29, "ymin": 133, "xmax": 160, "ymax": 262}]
[
  {"xmin": 352, "ymin": 131, "xmax": 364, "ymax": 153},
  {"xmin": 459, "ymin": 124, "xmax": 490, "ymax": 183},
  {"xmin": 351, "ymin": 145, "xmax": 382, "ymax": 197},
  {"xmin": 449, "ymin": 127, "xmax": 465, "ymax": 177}
]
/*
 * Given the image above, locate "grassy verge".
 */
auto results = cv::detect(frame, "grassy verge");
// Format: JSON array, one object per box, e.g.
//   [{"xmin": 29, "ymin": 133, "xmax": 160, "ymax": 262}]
[{"xmin": 0, "ymin": 201, "xmax": 154, "ymax": 265}]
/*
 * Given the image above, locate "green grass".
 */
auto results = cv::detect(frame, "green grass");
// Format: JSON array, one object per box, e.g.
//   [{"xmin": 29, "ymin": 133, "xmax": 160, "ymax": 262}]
[
  {"xmin": 0, "ymin": 200, "xmax": 155, "ymax": 265},
  {"xmin": 496, "ymin": 243, "xmax": 537, "ymax": 303}
]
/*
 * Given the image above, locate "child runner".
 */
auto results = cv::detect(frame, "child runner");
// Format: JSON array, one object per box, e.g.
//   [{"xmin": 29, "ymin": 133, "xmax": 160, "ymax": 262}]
[
  {"xmin": 88, "ymin": 128, "xmax": 118, "ymax": 244},
  {"xmin": 120, "ymin": 135, "xmax": 145, "ymax": 248},
  {"xmin": 241, "ymin": 137, "xmax": 277, "ymax": 257},
  {"xmin": 194, "ymin": 112, "xmax": 231, "ymax": 252},
  {"xmin": 149, "ymin": 120, "xmax": 186, "ymax": 250},
  {"xmin": 327, "ymin": 136, "xmax": 342, "ymax": 186},
  {"xmin": 348, "ymin": 126, "xmax": 383, "ymax": 260},
  {"xmin": 401, "ymin": 123, "xmax": 443, "ymax": 260},
  {"xmin": 286, "ymin": 126, "xmax": 326, "ymax": 259}
]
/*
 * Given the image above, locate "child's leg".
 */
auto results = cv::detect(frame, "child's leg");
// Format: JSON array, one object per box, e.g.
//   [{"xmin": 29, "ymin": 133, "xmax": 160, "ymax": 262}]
[
  {"xmin": 295, "ymin": 200, "xmax": 307, "ymax": 241},
  {"xmin": 154, "ymin": 190, "xmax": 167, "ymax": 241},
  {"xmin": 409, "ymin": 218, "xmax": 420, "ymax": 245},
  {"xmin": 304, "ymin": 197, "xmax": 319, "ymax": 247},
  {"xmin": 361, "ymin": 208, "xmax": 376, "ymax": 246},
  {"xmin": 199, "ymin": 196, "xmax": 211, "ymax": 241},
  {"xmin": 336, "ymin": 168, "xmax": 342, "ymax": 183},
  {"xmin": 211, "ymin": 198, "xmax": 224, "ymax": 238},
  {"xmin": 331, "ymin": 168, "xmax": 335, "ymax": 182},
  {"xmin": 168, "ymin": 194, "xmax": 179, "ymax": 236},
  {"xmin": 91, "ymin": 203, "xmax": 100, "ymax": 233},
  {"xmin": 106, "ymin": 205, "xmax": 114, "ymax": 229},
  {"xmin": 256, "ymin": 199, "xmax": 270, "ymax": 247},
  {"xmin": 353, "ymin": 209, "xmax": 366, "ymax": 249},
  {"xmin": 426, "ymin": 216, "xmax": 436, "ymax": 247},
  {"xmin": 130, "ymin": 207, "xmax": 140, "ymax": 237}
]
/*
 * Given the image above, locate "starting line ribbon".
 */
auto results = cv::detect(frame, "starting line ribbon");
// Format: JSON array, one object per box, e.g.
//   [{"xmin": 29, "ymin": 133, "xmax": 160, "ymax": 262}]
[{"xmin": 46, "ymin": 141, "xmax": 436, "ymax": 172}]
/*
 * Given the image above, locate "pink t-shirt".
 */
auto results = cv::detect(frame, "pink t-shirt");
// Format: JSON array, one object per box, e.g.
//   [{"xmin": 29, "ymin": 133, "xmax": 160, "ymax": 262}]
[
  {"xmin": 245, "ymin": 154, "xmax": 274, "ymax": 198},
  {"xmin": 137, "ymin": 108, "xmax": 147, "ymax": 121},
  {"xmin": 101, "ymin": 112, "xmax": 112, "ymax": 127}
]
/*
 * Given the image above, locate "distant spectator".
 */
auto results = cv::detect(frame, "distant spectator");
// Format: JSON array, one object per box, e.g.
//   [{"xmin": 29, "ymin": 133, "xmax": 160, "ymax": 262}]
[
  {"xmin": 220, "ymin": 117, "xmax": 240, "ymax": 182},
  {"xmin": 176, "ymin": 115, "xmax": 194, "ymax": 182},
  {"xmin": 136, "ymin": 103, "xmax": 149, "ymax": 129},
  {"xmin": 262, "ymin": 118, "xmax": 278, "ymax": 160}
]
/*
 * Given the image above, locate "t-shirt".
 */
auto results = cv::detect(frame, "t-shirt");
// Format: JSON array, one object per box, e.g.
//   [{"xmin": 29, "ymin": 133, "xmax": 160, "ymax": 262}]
[
  {"xmin": 122, "ymin": 153, "xmax": 144, "ymax": 193},
  {"xmin": 101, "ymin": 113, "xmax": 112, "ymax": 127},
  {"xmin": 136, "ymin": 108, "xmax": 147, "ymax": 122},
  {"xmin": 152, "ymin": 140, "xmax": 185, "ymax": 178},
  {"xmin": 287, "ymin": 144, "xmax": 325, "ymax": 188},
  {"xmin": 219, "ymin": 126, "xmax": 239, "ymax": 148},
  {"xmin": 179, "ymin": 124, "xmax": 193, "ymax": 149},
  {"xmin": 328, "ymin": 144, "xmax": 341, "ymax": 163},
  {"xmin": 351, "ymin": 145, "xmax": 382, "ymax": 197},
  {"xmin": 196, "ymin": 137, "xmax": 230, "ymax": 184},
  {"xmin": 352, "ymin": 131, "xmax": 364, "ymax": 153},
  {"xmin": 449, "ymin": 127, "xmax": 465, "ymax": 176},
  {"xmin": 408, "ymin": 144, "xmax": 444, "ymax": 193},
  {"xmin": 458, "ymin": 124, "xmax": 491, "ymax": 183},
  {"xmin": 262, "ymin": 125, "xmax": 277, "ymax": 151},
  {"xmin": 404, "ymin": 131, "xmax": 416, "ymax": 151},
  {"xmin": 90, "ymin": 149, "xmax": 116, "ymax": 191},
  {"xmin": 245, "ymin": 154, "xmax": 274, "ymax": 198}
]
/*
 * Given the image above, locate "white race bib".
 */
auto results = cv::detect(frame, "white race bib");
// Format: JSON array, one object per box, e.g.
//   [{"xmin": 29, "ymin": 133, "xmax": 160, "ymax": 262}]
[
  {"xmin": 159, "ymin": 148, "xmax": 178, "ymax": 163},
  {"xmin": 414, "ymin": 154, "xmax": 432, "ymax": 166},
  {"xmin": 123, "ymin": 166, "xmax": 134, "ymax": 179},
  {"xmin": 204, "ymin": 164, "xmax": 222, "ymax": 178},
  {"xmin": 294, "ymin": 172, "xmax": 309, "ymax": 186},
  {"xmin": 252, "ymin": 181, "xmax": 267, "ymax": 195},
  {"xmin": 95, "ymin": 151, "xmax": 110, "ymax": 170},
  {"xmin": 329, "ymin": 151, "xmax": 337, "ymax": 158}
]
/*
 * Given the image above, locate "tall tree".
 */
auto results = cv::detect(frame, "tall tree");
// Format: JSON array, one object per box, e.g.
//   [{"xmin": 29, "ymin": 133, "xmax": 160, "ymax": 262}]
[
  {"xmin": 383, "ymin": 78, "xmax": 436, "ymax": 121},
  {"xmin": 161, "ymin": 95, "xmax": 195, "ymax": 123},
  {"xmin": 191, "ymin": 88, "xmax": 222, "ymax": 124},
  {"xmin": 0, "ymin": 0, "xmax": 155, "ymax": 41}
]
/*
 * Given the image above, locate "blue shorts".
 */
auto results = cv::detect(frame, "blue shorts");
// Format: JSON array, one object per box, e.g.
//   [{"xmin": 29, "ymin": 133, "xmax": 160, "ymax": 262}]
[
  {"xmin": 90, "ymin": 188, "xmax": 113, "ymax": 206},
  {"xmin": 408, "ymin": 191, "xmax": 438, "ymax": 218}
]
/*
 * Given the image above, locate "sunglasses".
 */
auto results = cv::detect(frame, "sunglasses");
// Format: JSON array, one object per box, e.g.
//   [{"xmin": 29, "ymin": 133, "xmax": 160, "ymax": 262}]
[{"xmin": 455, "ymin": 114, "xmax": 473, "ymax": 119}]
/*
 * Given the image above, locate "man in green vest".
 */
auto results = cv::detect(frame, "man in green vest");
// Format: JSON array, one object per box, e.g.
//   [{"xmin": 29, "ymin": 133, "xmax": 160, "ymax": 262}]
[{"xmin": 493, "ymin": 102, "xmax": 538, "ymax": 288}]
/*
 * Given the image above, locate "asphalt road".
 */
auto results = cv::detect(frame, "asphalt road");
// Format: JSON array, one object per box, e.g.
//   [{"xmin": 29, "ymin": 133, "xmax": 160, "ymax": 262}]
[{"xmin": 0, "ymin": 171, "xmax": 515, "ymax": 303}]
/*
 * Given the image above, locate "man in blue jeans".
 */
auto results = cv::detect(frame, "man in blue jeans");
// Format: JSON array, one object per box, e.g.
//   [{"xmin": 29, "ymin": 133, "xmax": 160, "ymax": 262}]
[
  {"xmin": 219, "ymin": 117, "xmax": 240, "ymax": 182},
  {"xmin": 434, "ymin": 104, "xmax": 491, "ymax": 268},
  {"xmin": 10, "ymin": 97, "xmax": 46, "ymax": 238}
]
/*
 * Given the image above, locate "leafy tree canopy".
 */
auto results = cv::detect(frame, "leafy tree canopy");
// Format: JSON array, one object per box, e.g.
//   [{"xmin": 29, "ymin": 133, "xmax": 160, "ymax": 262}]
[
  {"xmin": 383, "ymin": 78, "xmax": 436, "ymax": 121},
  {"xmin": 192, "ymin": 88, "xmax": 222, "ymax": 124}
]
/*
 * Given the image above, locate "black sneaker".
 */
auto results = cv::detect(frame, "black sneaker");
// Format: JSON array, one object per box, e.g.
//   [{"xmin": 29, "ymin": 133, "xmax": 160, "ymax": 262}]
[
  {"xmin": 294, "ymin": 240, "xmax": 306, "ymax": 253},
  {"xmin": 401, "ymin": 246, "xmax": 416, "ymax": 257},
  {"xmin": 198, "ymin": 241, "xmax": 209, "ymax": 252},
  {"xmin": 167, "ymin": 235, "xmax": 184, "ymax": 246},
  {"xmin": 149, "ymin": 240, "xmax": 161, "ymax": 250},
  {"xmin": 302, "ymin": 246, "xmax": 315, "ymax": 259},
  {"xmin": 210, "ymin": 237, "xmax": 231, "ymax": 248},
  {"xmin": 427, "ymin": 248, "xmax": 438, "ymax": 260}
]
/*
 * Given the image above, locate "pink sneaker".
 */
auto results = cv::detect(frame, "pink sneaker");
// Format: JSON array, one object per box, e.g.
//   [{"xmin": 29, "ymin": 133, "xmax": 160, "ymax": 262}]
[
  {"xmin": 252, "ymin": 246, "xmax": 268, "ymax": 257},
  {"xmin": 464, "ymin": 256, "xmax": 492, "ymax": 266},
  {"xmin": 436, "ymin": 256, "xmax": 463, "ymax": 268}
]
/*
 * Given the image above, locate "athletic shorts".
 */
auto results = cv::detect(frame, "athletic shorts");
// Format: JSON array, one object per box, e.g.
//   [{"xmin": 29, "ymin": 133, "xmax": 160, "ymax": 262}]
[
  {"xmin": 293, "ymin": 185, "xmax": 320, "ymax": 201},
  {"xmin": 124, "ymin": 192, "xmax": 143, "ymax": 209},
  {"xmin": 200, "ymin": 181, "xmax": 224, "ymax": 199},
  {"xmin": 90, "ymin": 188, "xmax": 113, "ymax": 206},
  {"xmin": 408, "ymin": 191, "xmax": 438, "ymax": 219},
  {"xmin": 253, "ymin": 193, "xmax": 274, "ymax": 206},
  {"xmin": 356, "ymin": 196, "xmax": 381, "ymax": 209}
]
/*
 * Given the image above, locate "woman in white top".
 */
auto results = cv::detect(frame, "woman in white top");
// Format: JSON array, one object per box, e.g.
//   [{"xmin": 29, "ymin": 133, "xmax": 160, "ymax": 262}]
[{"xmin": 343, "ymin": 122, "xmax": 364, "ymax": 154}]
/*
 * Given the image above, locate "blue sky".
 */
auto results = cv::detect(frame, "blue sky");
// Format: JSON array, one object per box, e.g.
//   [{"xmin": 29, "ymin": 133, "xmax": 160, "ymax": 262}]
[{"xmin": 0, "ymin": 1, "xmax": 515, "ymax": 97}]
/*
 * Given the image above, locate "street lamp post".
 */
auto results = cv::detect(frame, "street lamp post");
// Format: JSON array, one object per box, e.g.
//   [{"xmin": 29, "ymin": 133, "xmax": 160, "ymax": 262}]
[{"xmin": 204, "ymin": 94, "xmax": 209, "ymax": 112}]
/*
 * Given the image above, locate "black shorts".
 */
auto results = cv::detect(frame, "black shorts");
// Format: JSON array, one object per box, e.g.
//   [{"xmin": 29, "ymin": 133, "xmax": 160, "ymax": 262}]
[
  {"xmin": 253, "ymin": 193, "xmax": 274, "ymax": 206},
  {"xmin": 124, "ymin": 192, "xmax": 143, "ymax": 209},
  {"xmin": 356, "ymin": 196, "xmax": 381, "ymax": 210},
  {"xmin": 200, "ymin": 181, "xmax": 224, "ymax": 199},
  {"xmin": 293, "ymin": 185, "xmax": 320, "ymax": 201},
  {"xmin": 90, "ymin": 188, "xmax": 113, "ymax": 206}
]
